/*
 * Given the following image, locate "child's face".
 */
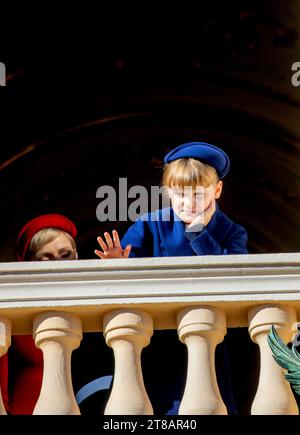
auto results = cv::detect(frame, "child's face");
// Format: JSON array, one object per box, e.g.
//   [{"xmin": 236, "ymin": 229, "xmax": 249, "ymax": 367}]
[{"xmin": 168, "ymin": 181, "xmax": 222, "ymax": 224}]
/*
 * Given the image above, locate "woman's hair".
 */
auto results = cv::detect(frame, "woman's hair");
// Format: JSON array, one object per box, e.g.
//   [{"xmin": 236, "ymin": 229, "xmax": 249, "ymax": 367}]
[
  {"xmin": 162, "ymin": 158, "xmax": 219, "ymax": 188},
  {"xmin": 27, "ymin": 228, "xmax": 76, "ymax": 260}
]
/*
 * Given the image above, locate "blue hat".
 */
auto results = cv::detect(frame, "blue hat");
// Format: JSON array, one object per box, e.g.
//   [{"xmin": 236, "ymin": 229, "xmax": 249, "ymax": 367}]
[{"xmin": 163, "ymin": 142, "xmax": 230, "ymax": 179}]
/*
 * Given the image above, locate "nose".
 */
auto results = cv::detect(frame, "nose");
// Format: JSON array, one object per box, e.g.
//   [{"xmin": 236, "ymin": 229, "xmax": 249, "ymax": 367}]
[{"xmin": 183, "ymin": 194, "xmax": 194, "ymax": 209}]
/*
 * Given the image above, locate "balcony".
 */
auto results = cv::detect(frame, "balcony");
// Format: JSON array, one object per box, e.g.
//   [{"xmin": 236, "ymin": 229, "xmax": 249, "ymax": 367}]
[{"xmin": 0, "ymin": 253, "xmax": 300, "ymax": 415}]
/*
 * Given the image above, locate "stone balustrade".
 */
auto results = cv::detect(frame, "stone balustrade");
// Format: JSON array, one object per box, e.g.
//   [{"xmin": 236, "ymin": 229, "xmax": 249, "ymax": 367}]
[{"xmin": 0, "ymin": 253, "xmax": 300, "ymax": 415}]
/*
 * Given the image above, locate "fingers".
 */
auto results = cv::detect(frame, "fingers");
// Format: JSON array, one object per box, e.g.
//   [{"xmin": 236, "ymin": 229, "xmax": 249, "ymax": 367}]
[
  {"xmin": 94, "ymin": 249, "xmax": 106, "ymax": 259},
  {"xmin": 112, "ymin": 229, "xmax": 121, "ymax": 247},
  {"xmin": 123, "ymin": 244, "xmax": 131, "ymax": 258},
  {"xmin": 96, "ymin": 231, "xmax": 131, "ymax": 259},
  {"xmin": 104, "ymin": 232, "xmax": 114, "ymax": 249},
  {"xmin": 97, "ymin": 236, "xmax": 108, "ymax": 252},
  {"xmin": 195, "ymin": 213, "xmax": 204, "ymax": 224}
]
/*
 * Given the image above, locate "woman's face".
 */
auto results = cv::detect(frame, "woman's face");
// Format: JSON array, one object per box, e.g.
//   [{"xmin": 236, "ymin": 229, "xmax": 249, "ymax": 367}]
[{"xmin": 31, "ymin": 233, "xmax": 78, "ymax": 261}]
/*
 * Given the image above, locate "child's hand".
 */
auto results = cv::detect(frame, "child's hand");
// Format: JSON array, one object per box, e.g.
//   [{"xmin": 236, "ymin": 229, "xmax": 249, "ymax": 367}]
[
  {"xmin": 95, "ymin": 230, "xmax": 131, "ymax": 259},
  {"xmin": 186, "ymin": 199, "xmax": 216, "ymax": 231}
]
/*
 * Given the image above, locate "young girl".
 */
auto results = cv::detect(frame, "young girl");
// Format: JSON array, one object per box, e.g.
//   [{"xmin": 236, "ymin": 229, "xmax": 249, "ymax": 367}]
[{"xmin": 95, "ymin": 141, "xmax": 248, "ymax": 259}]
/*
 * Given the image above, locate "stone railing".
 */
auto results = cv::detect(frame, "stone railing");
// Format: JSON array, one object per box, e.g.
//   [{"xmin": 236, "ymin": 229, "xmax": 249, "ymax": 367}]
[{"xmin": 0, "ymin": 253, "xmax": 300, "ymax": 415}]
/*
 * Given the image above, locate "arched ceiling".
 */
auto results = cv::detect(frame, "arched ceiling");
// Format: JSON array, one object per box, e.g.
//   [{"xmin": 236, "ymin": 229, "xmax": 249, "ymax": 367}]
[{"xmin": 1, "ymin": 2, "xmax": 300, "ymax": 260}]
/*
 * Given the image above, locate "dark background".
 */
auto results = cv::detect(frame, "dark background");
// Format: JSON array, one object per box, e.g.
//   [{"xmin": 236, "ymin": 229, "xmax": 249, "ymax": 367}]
[
  {"xmin": 1, "ymin": 1, "xmax": 300, "ymax": 260},
  {"xmin": 1, "ymin": 2, "xmax": 300, "ymax": 416}
]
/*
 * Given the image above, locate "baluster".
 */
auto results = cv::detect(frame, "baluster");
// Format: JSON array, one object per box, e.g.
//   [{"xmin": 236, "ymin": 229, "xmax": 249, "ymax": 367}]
[
  {"xmin": 248, "ymin": 304, "xmax": 298, "ymax": 415},
  {"xmin": 0, "ymin": 316, "xmax": 11, "ymax": 415},
  {"xmin": 33, "ymin": 311, "xmax": 82, "ymax": 414},
  {"xmin": 177, "ymin": 306, "xmax": 227, "ymax": 415},
  {"xmin": 103, "ymin": 309, "xmax": 153, "ymax": 415}
]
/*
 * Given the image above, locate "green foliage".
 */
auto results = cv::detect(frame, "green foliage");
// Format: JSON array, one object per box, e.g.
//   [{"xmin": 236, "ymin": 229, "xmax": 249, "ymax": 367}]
[{"xmin": 268, "ymin": 325, "xmax": 300, "ymax": 395}]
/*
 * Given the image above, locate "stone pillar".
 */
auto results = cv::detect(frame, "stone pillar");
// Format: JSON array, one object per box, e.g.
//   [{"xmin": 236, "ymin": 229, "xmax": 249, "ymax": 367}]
[
  {"xmin": 0, "ymin": 316, "xmax": 11, "ymax": 415},
  {"xmin": 103, "ymin": 309, "xmax": 153, "ymax": 415},
  {"xmin": 177, "ymin": 306, "xmax": 227, "ymax": 415},
  {"xmin": 33, "ymin": 311, "xmax": 82, "ymax": 415},
  {"xmin": 248, "ymin": 304, "xmax": 298, "ymax": 415}
]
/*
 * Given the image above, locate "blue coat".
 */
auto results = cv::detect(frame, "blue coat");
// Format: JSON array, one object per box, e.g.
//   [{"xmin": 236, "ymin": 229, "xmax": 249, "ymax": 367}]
[
  {"xmin": 121, "ymin": 206, "xmax": 248, "ymax": 257},
  {"xmin": 121, "ymin": 205, "xmax": 247, "ymax": 415}
]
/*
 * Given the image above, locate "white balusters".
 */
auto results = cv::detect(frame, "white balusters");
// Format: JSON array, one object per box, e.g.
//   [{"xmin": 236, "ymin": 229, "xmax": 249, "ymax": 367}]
[
  {"xmin": 33, "ymin": 311, "xmax": 82, "ymax": 415},
  {"xmin": 0, "ymin": 316, "xmax": 11, "ymax": 415},
  {"xmin": 249, "ymin": 304, "xmax": 298, "ymax": 415},
  {"xmin": 103, "ymin": 309, "xmax": 153, "ymax": 415},
  {"xmin": 177, "ymin": 306, "xmax": 227, "ymax": 415}
]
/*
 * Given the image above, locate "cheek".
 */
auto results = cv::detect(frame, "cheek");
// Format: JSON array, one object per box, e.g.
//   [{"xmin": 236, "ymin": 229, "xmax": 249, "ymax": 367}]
[
  {"xmin": 204, "ymin": 196, "xmax": 212, "ymax": 208},
  {"xmin": 204, "ymin": 191, "xmax": 215, "ymax": 207},
  {"xmin": 193, "ymin": 194, "xmax": 212, "ymax": 212},
  {"xmin": 170, "ymin": 196, "xmax": 182, "ymax": 210},
  {"xmin": 194, "ymin": 196, "xmax": 205, "ymax": 210}
]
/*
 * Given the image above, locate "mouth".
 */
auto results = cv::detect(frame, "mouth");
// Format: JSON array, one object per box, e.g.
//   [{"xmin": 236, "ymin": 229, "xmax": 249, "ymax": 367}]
[{"xmin": 181, "ymin": 210, "xmax": 196, "ymax": 215}]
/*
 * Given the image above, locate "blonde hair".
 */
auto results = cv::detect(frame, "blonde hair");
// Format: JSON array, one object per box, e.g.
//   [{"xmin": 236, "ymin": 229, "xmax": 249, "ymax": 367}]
[
  {"xmin": 162, "ymin": 158, "xmax": 219, "ymax": 188},
  {"xmin": 27, "ymin": 228, "xmax": 76, "ymax": 259}
]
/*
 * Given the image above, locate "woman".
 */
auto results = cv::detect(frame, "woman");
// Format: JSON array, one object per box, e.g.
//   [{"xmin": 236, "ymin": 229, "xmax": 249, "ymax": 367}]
[{"xmin": 0, "ymin": 213, "xmax": 78, "ymax": 414}]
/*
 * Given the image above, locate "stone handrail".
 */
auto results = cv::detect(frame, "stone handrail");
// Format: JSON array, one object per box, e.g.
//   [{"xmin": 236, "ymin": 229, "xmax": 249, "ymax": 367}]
[{"xmin": 0, "ymin": 253, "xmax": 300, "ymax": 414}]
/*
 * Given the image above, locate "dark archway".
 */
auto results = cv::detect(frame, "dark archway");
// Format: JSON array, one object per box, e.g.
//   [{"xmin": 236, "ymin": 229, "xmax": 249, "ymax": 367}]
[
  {"xmin": 1, "ymin": 1, "xmax": 300, "ymax": 261},
  {"xmin": 1, "ymin": 2, "xmax": 300, "ymax": 416}
]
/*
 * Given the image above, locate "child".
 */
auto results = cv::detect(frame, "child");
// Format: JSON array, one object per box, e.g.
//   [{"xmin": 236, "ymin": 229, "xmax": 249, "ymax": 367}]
[
  {"xmin": 95, "ymin": 141, "xmax": 248, "ymax": 415},
  {"xmin": 95, "ymin": 141, "xmax": 248, "ymax": 259}
]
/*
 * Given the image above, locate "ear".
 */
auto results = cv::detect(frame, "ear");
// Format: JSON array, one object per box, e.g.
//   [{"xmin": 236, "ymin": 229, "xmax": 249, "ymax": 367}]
[
  {"xmin": 214, "ymin": 181, "xmax": 223, "ymax": 199},
  {"xmin": 75, "ymin": 250, "xmax": 78, "ymax": 260}
]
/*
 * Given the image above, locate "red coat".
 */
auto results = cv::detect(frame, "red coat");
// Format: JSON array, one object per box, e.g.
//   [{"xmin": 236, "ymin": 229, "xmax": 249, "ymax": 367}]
[{"xmin": 1, "ymin": 336, "xmax": 43, "ymax": 414}]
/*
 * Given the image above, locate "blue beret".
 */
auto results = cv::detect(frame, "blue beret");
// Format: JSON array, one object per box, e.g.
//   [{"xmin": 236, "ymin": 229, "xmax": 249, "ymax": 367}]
[{"xmin": 163, "ymin": 142, "xmax": 230, "ymax": 179}]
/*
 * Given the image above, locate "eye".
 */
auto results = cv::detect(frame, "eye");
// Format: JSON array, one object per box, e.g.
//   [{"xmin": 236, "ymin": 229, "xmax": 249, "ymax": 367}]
[
  {"xmin": 172, "ymin": 190, "xmax": 184, "ymax": 197},
  {"xmin": 61, "ymin": 251, "xmax": 72, "ymax": 258}
]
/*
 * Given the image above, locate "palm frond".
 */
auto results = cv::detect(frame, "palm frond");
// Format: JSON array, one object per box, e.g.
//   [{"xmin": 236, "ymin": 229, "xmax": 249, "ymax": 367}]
[{"xmin": 268, "ymin": 325, "xmax": 300, "ymax": 395}]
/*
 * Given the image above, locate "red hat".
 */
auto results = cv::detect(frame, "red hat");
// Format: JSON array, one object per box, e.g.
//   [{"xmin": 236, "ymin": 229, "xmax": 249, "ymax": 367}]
[{"xmin": 16, "ymin": 214, "xmax": 77, "ymax": 261}]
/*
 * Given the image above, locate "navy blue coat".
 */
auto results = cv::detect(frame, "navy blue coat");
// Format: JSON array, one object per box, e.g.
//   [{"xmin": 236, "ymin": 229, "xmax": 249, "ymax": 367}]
[
  {"xmin": 121, "ymin": 206, "xmax": 248, "ymax": 257},
  {"xmin": 120, "ymin": 206, "xmax": 247, "ymax": 414}
]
